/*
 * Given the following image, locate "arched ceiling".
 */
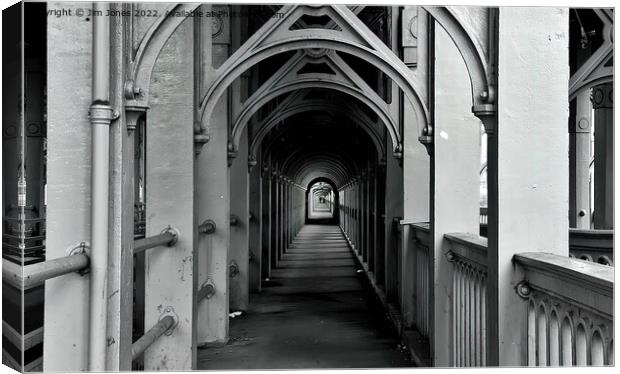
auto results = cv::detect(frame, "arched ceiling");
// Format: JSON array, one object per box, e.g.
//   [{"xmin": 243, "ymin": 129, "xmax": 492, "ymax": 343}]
[{"xmin": 260, "ymin": 111, "xmax": 379, "ymax": 189}]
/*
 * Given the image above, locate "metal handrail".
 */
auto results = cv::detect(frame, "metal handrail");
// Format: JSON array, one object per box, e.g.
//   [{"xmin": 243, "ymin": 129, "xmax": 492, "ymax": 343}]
[
  {"xmin": 3, "ymin": 254, "xmax": 89, "ymax": 289},
  {"xmin": 131, "ymin": 315, "xmax": 175, "ymax": 361},
  {"xmin": 134, "ymin": 229, "xmax": 178, "ymax": 254}
]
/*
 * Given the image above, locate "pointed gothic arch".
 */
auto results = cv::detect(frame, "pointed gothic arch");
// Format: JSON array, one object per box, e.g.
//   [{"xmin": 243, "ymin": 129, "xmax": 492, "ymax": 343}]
[
  {"xmin": 423, "ymin": 6, "xmax": 495, "ymax": 119},
  {"xmin": 248, "ymin": 91, "xmax": 386, "ymax": 160},
  {"xmin": 199, "ymin": 5, "xmax": 431, "ymax": 150},
  {"xmin": 234, "ymin": 50, "xmax": 393, "ymax": 156}
]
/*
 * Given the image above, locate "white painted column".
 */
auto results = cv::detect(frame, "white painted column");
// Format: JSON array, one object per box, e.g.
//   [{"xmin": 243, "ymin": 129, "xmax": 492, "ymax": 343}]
[
  {"xmin": 430, "ymin": 24, "xmax": 481, "ymax": 366},
  {"xmin": 249, "ymin": 158, "xmax": 262, "ymax": 293},
  {"xmin": 270, "ymin": 171, "xmax": 279, "ymax": 270},
  {"xmin": 143, "ymin": 17, "xmax": 196, "ymax": 370},
  {"xmin": 229, "ymin": 127, "xmax": 249, "ymax": 311},
  {"xmin": 375, "ymin": 164, "xmax": 386, "ymax": 288},
  {"xmin": 106, "ymin": 11, "xmax": 134, "ymax": 370},
  {"xmin": 261, "ymin": 163, "xmax": 272, "ymax": 280},
  {"xmin": 384, "ymin": 141, "xmax": 403, "ymax": 302},
  {"xmin": 368, "ymin": 167, "xmax": 376, "ymax": 272},
  {"xmin": 486, "ymin": 7, "xmax": 569, "ymax": 366},
  {"xmin": 401, "ymin": 99, "xmax": 430, "ymax": 328},
  {"xmin": 195, "ymin": 6, "xmax": 230, "ymax": 344},
  {"xmin": 44, "ymin": 7, "xmax": 92, "ymax": 369}
]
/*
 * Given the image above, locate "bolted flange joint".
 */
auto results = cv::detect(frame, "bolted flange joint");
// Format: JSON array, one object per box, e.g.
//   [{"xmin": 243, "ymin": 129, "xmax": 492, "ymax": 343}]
[
  {"xmin": 199, "ymin": 219, "xmax": 217, "ymax": 235},
  {"xmin": 89, "ymin": 103, "xmax": 119, "ymax": 126}
]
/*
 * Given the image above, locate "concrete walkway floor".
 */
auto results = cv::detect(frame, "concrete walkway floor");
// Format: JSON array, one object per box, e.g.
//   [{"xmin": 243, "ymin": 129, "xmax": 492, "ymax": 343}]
[{"xmin": 198, "ymin": 224, "xmax": 413, "ymax": 370}]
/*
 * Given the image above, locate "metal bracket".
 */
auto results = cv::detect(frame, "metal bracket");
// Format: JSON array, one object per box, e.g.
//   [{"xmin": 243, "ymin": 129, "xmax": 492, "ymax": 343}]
[
  {"xmin": 194, "ymin": 132, "xmax": 210, "ymax": 156},
  {"xmin": 159, "ymin": 306, "xmax": 179, "ymax": 336},
  {"xmin": 161, "ymin": 226, "xmax": 179, "ymax": 246},
  {"xmin": 125, "ymin": 103, "xmax": 148, "ymax": 133},
  {"xmin": 68, "ymin": 241, "xmax": 90, "ymax": 276}
]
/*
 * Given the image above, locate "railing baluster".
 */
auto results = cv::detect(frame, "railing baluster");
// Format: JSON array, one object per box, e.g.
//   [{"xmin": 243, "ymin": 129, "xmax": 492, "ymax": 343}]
[
  {"xmin": 481, "ymin": 278, "xmax": 487, "ymax": 365},
  {"xmin": 452, "ymin": 264, "xmax": 457, "ymax": 365},
  {"xmin": 560, "ymin": 317, "xmax": 573, "ymax": 366},
  {"xmin": 458, "ymin": 263, "xmax": 465, "ymax": 366},
  {"xmin": 474, "ymin": 273, "xmax": 481, "ymax": 366},
  {"xmin": 536, "ymin": 304, "xmax": 548, "ymax": 366},
  {"xmin": 549, "ymin": 312, "xmax": 560, "ymax": 366},
  {"xmin": 444, "ymin": 233, "xmax": 488, "ymax": 367},
  {"xmin": 575, "ymin": 324, "xmax": 587, "ymax": 365}
]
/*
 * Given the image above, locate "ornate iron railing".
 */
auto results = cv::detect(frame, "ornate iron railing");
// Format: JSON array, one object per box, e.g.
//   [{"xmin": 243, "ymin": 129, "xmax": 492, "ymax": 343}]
[
  {"xmin": 445, "ymin": 233, "xmax": 488, "ymax": 367},
  {"xmin": 514, "ymin": 253, "xmax": 613, "ymax": 366}
]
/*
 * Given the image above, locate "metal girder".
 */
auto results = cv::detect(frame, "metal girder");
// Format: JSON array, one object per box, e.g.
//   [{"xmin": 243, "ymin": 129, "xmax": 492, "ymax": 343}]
[
  {"xmin": 231, "ymin": 50, "xmax": 398, "ymax": 156},
  {"xmin": 424, "ymin": 6, "xmax": 495, "ymax": 119},
  {"xmin": 125, "ymin": 3, "xmax": 201, "ymax": 109},
  {"xmin": 199, "ymin": 5, "xmax": 430, "ymax": 150},
  {"xmin": 248, "ymin": 92, "xmax": 386, "ymax": 160},
  {"xmin": 569, "ymin": 9, "xmax": 614, "ymax": 100}
]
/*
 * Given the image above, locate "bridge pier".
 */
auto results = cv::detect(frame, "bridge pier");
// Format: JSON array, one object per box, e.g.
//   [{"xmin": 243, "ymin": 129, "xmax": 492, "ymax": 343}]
[
  {"xmin": 142, "ymin": 17, "xmax": 196, "ymax": 370},
  {"xmin": 486, "ymin": 8, "xmax": 570, "ymax": 366},
  {"xmin": 429, "ymin": 23, "xmax": 482, "ymax": 366}
]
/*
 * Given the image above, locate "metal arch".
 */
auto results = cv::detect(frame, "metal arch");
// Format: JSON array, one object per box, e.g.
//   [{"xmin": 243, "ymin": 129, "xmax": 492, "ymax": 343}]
[
  {"xmin": 301, "ymin": 167, "xmax": 347, "ymax": 187},
  {"xmin": 248, "ymin": 95, "xmax": 386, "ymax": 160},
  {"xmin": 424, "ymin": 6, "xmax": 494, "ymax": 115},
  {"xmin": 285, "ymin": 153, "xmax": 358, "ymax": 179},
  {"xmin": 241, "ymin": 80, "xmax": 395, "ymax": 151},
  {"xmin": 280, "ymin": 150, "xmax": 358, "ymax": 186},
  {"xmin": 233, "ymin": 50, "xmax": 396, "ymax": 155},
  {"xmin": 261, "ymin": 141, "xmax": 364, "ymax": 187},
  {"xmin": 569, "ymin": 9, "xmax": 614, "ymax": 100},
  {"xmin": 297, "ymin": 164, "xmax": 349, "ymax": 188},
  {"xmin": 199, "ymin": 5, "xmax": 430, "ymax": 148},
  {"xmin": 279, "ymin": 147, "xmax": 360, "ymax": 179},
  {"xmin": 125, "ymin": 3, "xmax": 201, "ymax": 106},
  {"xmin": 292, "ymin": 156, "xmax": 360, "ymax": 187}
]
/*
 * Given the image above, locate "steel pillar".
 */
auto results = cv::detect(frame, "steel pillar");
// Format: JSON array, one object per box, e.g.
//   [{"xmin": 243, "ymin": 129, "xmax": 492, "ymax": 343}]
[
  {"xmin": 486, "ymin": 8, "xmax": 569, "ymax": 366},
  {"xmin": 429, "ymin": 24, "xmax": 481, "ymax": 366}
]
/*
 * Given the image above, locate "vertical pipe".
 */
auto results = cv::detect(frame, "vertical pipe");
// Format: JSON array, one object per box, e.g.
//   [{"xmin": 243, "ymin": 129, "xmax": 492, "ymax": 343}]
[{"xmin": 89, "ymin": 1, "xmax": 111, "ymax": 371}]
